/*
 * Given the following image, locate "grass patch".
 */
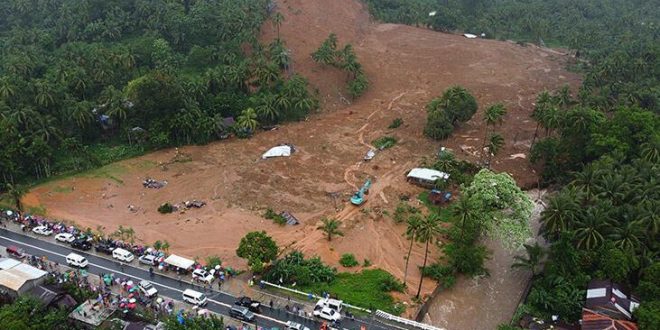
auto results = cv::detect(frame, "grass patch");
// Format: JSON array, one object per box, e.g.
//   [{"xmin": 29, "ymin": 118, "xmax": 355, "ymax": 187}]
[
  {"xmin": 388, "ymin": 118, "xmax": 403, "ymax": 129},
  {"xmin": 81, "ymin": 163, "xmax": 127, "ymax": 185},
  {"xmin": 27, "ymin": 204, "xmax": 47, "ymax": 216},
  {"xmin": 299, "ymin": 269, "xmax": 404, "ymax": 315},
  {"xmin": 418, "ymin": 191, "xmax": 453, "ymax": 220},
  {"xmin": 52, "ymin": 185, "xmax": 73, "ymax": 193},
  {"xmin": 372, "ymin": 136, "xmax": 397, "ymax": 149}
]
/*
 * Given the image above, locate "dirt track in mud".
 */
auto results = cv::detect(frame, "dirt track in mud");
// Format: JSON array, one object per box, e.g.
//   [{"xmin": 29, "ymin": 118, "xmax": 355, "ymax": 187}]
[{"xmin": 24, "ymin": 0, "xmax": 580, "ymax": 321}]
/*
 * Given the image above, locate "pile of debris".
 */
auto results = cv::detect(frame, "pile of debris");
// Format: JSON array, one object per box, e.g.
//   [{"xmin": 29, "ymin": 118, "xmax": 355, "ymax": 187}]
[
  {"xmin": 183, "ymin": 200, "xmax": 206, "ymax": 209},
  {"xmin": 143, "ymin": 178, "xmax": 167, "ymax": 189}
]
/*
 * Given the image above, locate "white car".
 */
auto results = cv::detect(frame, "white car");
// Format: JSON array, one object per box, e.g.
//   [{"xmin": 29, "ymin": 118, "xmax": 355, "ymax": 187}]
[
  {"xmin": 314, "ymin": 306, "xmax": 341, "ymax": 322},
  {"xmin": 54, "ymin": 233, "xmax": 75, "ymax": 243},
  {"xmin": 32, "ymin": 226, "xmax": 53, "ymax": 236},
  {"xmin": 286, "ymin": 321, "xmax": 311, "ymax": 330},
  {"xmin": 138, "ymin": 254, "xmax": 157, "ymax": 266},
  {"xmin": 192, "ymin": 269, "xmax": 215, "ymax": 283},
  {"xmin": 138, "ymin": 280, "xmax": 158, "ymax": 298}
]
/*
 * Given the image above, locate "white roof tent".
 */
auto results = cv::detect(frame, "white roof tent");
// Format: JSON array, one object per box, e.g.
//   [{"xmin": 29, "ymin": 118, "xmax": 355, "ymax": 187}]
[
  {"xmin": 407, "ymin": 168, "xmax": 449, "ymax": 182},
  {"xmin": 164, "ymin": 254, "xmax": 195, "ymax": 270},
  {"xmin": 262, "ymin": 145, "xmax": 294, "ymax": 159}
]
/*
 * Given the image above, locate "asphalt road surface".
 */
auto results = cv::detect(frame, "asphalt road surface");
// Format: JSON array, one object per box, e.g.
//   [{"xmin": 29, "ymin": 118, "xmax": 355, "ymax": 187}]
[{"xmin": 0, "ymin": 228, "xmax": 394, "ymax": 330}]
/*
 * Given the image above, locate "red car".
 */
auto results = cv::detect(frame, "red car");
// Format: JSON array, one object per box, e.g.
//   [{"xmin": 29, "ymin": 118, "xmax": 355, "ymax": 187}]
[{"xmin": 6, "ymin": 245, "xmax": 26, "ymax": 259}]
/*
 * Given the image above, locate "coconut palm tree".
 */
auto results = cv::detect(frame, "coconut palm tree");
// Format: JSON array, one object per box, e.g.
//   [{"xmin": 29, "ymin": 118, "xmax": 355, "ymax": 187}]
[
  {"xmin": 511, "ymin": 242, "xmax": 545, "ymax": 276},
  {"xmin": 416, "ymin": 213, "xmax": 442, "ymax": 298},
  {"xmin": 485, "ymin": 133, "xmax": 505, "ymax": 167},
  {"xmin": 237, "ymin": 108, "xmax": 259, "ymax": 133},
  {"xmin": 482, "ymin": 104, "xmax": 507, "ymax": 160},
  {"xmin": 317, "ymin": 217, "xmax": 344, "ymax": 241},
  {"xmin": 451, "ymin": 195, "xmax": 479, "ymax": 242},
  {"xmin": 403, "ymin": 214, "xmax": 422, "ymax": 286},
  {"xmin": 254, "ymin": 93, "xmax": 279, "ymax": 123},
  {"xmin": 272, "ymin": 12, "xmax": 285, "ymax": 40},
  {"xmin": 573, "ymin": 208, "xmax": 611, "ymax": 250},
  {"xmin": 608, "ymin": 220, "xmax": 644, "ymax": 252},
  {"xmin": 540, "ymin": 188, "xmax": 583, "ymax": 239}
]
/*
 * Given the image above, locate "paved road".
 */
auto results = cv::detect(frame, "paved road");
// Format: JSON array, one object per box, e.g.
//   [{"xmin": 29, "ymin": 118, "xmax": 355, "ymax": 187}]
[{"xmin": 0, "ymin": 228, "xmax": 391, "ymax": 330}]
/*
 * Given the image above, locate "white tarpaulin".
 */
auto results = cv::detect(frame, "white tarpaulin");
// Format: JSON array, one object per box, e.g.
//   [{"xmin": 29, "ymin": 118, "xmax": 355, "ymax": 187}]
[
  {"xmin": 164, "ymin": 254, "xmax": 195, "ymax": 270},
  {"xmin": 262, "ymin": 145, "xmax": 292, "ymax": 159},
  {"xmin": 463, "ymin": 33, "xmax": 478, "ymax": 39}
]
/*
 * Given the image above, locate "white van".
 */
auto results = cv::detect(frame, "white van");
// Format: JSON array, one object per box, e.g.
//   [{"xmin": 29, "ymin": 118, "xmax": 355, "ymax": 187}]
[
  {"xmin": 112, "ymin": 248, "xmax": 135, "ymax": 263},
  {"xmin": 66, "ymin": 253, "xmax": 89, "ymax": 268},
  {"xmin": 182, "ymin": 289, "xmax": 208, "ymax": 306}
]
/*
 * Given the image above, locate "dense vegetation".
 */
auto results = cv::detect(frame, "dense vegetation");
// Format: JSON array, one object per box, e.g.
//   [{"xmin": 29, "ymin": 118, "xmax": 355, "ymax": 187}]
[
  {"xmin": 365, "ymin": 0, "xmax": 659, "ymax": 327},
  {"xmin": 312, "ymin": 33, "xmax": 369, "ymax": 98},
  {"xmin": 0, "ymin": 297, "xmax": 72, "ymax": 330},
  {"xmin": 424, "ymin": 86, "xmax": 477, "ymax": 140},
  {"xmin": 0, "ymin": 0, "xmax": 318, "ymax": 185}
]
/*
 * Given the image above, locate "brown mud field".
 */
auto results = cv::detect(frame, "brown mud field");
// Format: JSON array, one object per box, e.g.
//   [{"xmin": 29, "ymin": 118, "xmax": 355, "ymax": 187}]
[{"xmin": 24, "ymin": 0, "xmax": 580, "ymax": 323}]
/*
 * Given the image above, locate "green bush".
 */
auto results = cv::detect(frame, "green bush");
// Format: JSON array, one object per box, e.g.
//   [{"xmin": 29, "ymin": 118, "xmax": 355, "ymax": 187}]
[
  {"xmin": 373, "ymin": 136, "xmax": 398, "ymax": 149},
  {"xmin": 339, "ymin": 253, "xmax": 359, "ymax": 267},
  {"xmin": 380, "ymin": 275, "xmax": 405, "ymax": 292},
  {"xmin": 422, "ymin": 263, "xmax": 457, "ymax": 289},
  {"xmin": 263, "ymin": 208, "xmax": 287, "ymax": 225},
  {"xmin": 388, "ymin": 118, "xmax": 403, "ymax": 129},
  {"xmin": 425, "ymin": 86, "xmax": 478, "ymax": 140},
  {"xmin": 265, "ymin": 251, "xmax": 336, "ymax": 286},
  {"xmin": 363, "ymin": 259, "xmax": 372, "ymax": 267},
  {"xmin": 205, "ymin": 255, "xmax": 222, "ymax": 269},
  {"xmin": 157, "ymin": 202, "xmax": 174, "ymax": 214}
]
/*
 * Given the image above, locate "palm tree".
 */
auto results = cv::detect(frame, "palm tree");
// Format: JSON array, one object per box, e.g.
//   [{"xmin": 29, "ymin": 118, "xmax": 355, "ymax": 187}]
[
  {"xmin": 272, "ymin": 12, "xmax": 285, "ymax": 40},
  {"xmin": 70, "ymin": 101, "xmax": 94, "ymax": 129},
  {"xmin": 608, "ymin": 220, "xmax": 644, "ymax": 252},
  {"xmin": 451, "ymin": 195, "xmax": 479, "ymax": 242},
  {"xmin": 255, "ymin": 93, "xmax": 279, "ymax": 123},
  {"xmin": 0, "ymin": 76, "xmax": 16, "ymax": 99},
  {"xmin": 540, "ymin": 188, "xmax": 583, "ymax": 239},
  {"xmin": 485, "ymin": 133, "xmax": 505, "ymax": 167},
  {"xmin": 317, "ymin": 218, "xmax": 344, "ymax": 241},
  {"xmin": 416, "ymin": 213, "xmax": 442, "ymax": 298},
  {"xmin": 511, "ymin": 242, "xmax": 545, "ymax": 276},
  {"xmin": 237, "ymin": 108, "xmax": 259, "ymax": 132},
  {"xmin": 162, "ymin": 240, "xmax": 170, "ymax": 253},
  {"xmin": 5, "ymin": 183, "xmax": 27, "ymax": 214},
  {"xmin": 481, "ymin": 103, "xmax": 507, "ymax": 162},
  {"xmin": 573, "ymin": 208, "xmax": 611, "ymax": 250},
  {"xmin": 403, "ymin": 215, "xmax": 422, "ymax": 286}
]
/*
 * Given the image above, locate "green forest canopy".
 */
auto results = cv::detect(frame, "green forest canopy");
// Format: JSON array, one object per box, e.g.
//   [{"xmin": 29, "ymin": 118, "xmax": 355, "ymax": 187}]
[{"xmin": 0, "ymin": 0, "xmax": 318, "ymax": 184}]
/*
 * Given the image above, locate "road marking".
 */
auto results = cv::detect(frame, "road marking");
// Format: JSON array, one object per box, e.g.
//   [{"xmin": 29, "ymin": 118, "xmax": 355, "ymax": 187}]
[{"xmin": 0, "ymin": 234, "xmax": 286, "ymax": 325}]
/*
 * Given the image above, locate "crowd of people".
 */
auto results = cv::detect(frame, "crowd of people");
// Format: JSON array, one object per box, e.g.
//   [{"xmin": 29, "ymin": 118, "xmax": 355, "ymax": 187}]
[{"xmin": 1, "ymin": 208, "xmax": 235, "ymax": 279}]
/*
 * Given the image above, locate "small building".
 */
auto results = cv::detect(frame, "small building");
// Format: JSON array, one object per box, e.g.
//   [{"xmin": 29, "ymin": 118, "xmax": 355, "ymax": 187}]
[
  {"xmin": 406, "ymin": 168, "xmax": 450, "ymax": 187},
  {"xmin": 0, "ymin": 258, "xmax": 48, "ymax": 296},
  {"xmin": 581, "ymin": 308, "xmax": 637, "ymax": 330},
  {"xmin": 581, "ymin": 280, "xmax": 639, "ymax": 330},
  {"xmin": 69, "ymin": 299, "xmax": 116, "ymax": 328},
  {"xmin": 28, "ymin": 285, "xmax": 77, "ymax": 310}
]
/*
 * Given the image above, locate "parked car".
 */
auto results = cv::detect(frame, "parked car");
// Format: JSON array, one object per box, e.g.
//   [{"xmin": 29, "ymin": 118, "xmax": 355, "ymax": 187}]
[
  {"xmin": 138, "ymin": 254, "xmax": 158, "ymax": 266},
  {"xmin": 138, "ymin": 280, "xmax": 158, "ymax": 298},
  {"xmin": 71, "ymin": 238, "xmax": 92, "ymax": 250},
  {"xmin": 95, "ymin": 242, "xmax": 115, "ymax": 254},
  {"xmin": 235, "ymin": 296, "xmax": 261, "ymax": 312},
  {"xmin": 229, "ymin": 305, "xmax": 255, "ymax": 322},
  {"xmin": 314, "ymin": 307, "xmax": 341, "ymax": 322},
  {"xmin": 6, "ymin": 245, "xmax": 26, "ymax": 259},
  {"xmin": 32, "ymin": 226, "xmax": 53, "ymax": 236},
  {"xmin": 54, "ymin": 233, "xmax": 75, "ymax": 243},
  {"xmin": 192, "ymin": 269, "xmax": 214, "ymax": 283},
  {"xmin": 286, "ymin": 321, "xmax": 311, "ymax": 330}
]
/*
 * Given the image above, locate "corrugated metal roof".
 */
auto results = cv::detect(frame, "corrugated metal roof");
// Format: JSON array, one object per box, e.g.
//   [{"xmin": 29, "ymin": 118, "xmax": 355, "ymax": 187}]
[
  {"xmin": 0, "ymin": 257, "xmax": 21, "ymax": 270},
  {"xmin": 13, "ymin": 263, "xmax": 48, "ymax": 279},
  {"xmin": 0, "ymin": 259, "xmax": 48, "ymax": 292},
  {"xmin": 407, "ymin": 168, "xmax": 449, "ymax": 182}
]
